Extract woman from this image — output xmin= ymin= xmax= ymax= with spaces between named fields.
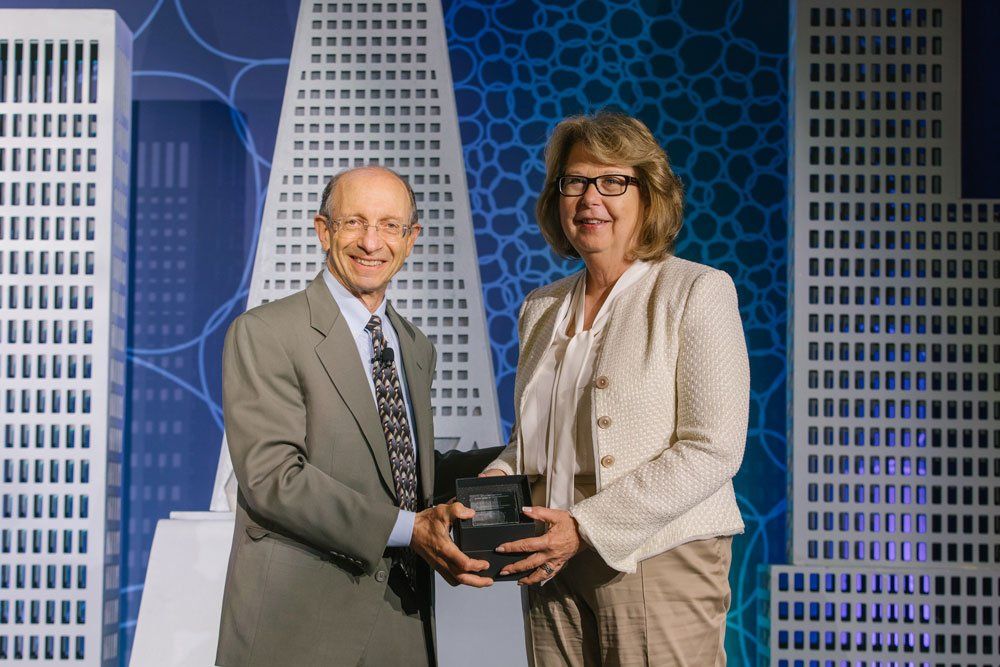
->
xmin=481 ymin=112 xmax=750 ymax=666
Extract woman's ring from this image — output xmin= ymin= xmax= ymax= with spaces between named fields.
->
xmin=540 ymin=563 xmax=555 ymax=576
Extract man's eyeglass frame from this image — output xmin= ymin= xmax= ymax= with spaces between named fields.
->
xmin=319 ymin=215 xmax=415 ymax=238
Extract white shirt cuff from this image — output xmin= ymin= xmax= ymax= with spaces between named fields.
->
xmin=387 ymin=509 xmax=416 ymax=548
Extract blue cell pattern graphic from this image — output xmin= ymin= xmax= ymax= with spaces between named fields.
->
xmin=443 ymin=1 xmax=789 ymax=662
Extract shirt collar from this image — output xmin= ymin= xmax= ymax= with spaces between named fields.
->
xmin=322 ymin=268 xmax=389 ymax=337
xmin=569 ymin=260 xmax=652 ymax=335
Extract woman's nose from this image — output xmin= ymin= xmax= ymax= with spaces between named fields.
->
xmin=580 ymin=181 xmax=604 ymax=206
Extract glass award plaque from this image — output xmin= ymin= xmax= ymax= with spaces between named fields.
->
xmin=454 ymin=475 xmax=543 ymax=581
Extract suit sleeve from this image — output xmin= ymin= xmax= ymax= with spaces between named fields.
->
xmin=482 ymin=437 xmax=517 ymax=476
xmin=223 ymin=312 xmax=397 ymax=574
xmin=433 ymin=446 xmax=508 ymax=503
xmin=570 ymin=270 xmax=750 ymax=572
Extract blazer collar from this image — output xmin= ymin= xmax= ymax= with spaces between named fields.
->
xmin=514 ymin=271 xmax=582 ymax=408
xmin=306 ymin=272 xmax=341 ymax=335
xmin=514 ymin=260 xmax=658 ymax=408
xmin=306 ymin=273 xmax=397 ymax=499
xmin=306 ymin=273 xmax=434 ymax=505
xmin=385 ymin=301 xmax=425 ymax=370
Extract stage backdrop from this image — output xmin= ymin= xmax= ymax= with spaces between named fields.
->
xmin=4 ymin=0 xmax=790 ymax=663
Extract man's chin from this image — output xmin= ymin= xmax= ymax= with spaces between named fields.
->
xmin=345 ymin=277 xmax=388 ymax=297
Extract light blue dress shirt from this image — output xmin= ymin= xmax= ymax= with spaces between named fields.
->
xmin=322 ymin=270 xmax=417 ymax=548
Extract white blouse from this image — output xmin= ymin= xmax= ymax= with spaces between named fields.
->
xmin=520 ymin=261 xmax=652 ymax=510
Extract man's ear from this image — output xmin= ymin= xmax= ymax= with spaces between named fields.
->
xmin=406 ymin=224 xmax=422 ymax=251
xmin=314 ymin=216 xmax=331 ymax=252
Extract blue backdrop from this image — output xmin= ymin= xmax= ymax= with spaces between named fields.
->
xmin=5 ymin=0 xmax=790 ymax=663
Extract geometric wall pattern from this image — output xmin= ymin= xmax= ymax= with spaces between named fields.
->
xmin=762 ymin=1 xmax=1000 ymax=663
xmin=257 ymin=0 xmax=502 ymax=437
xmin=210 ymin=0 xmax=504 ymax=505
xmin=4 ymin=1 xmax=795 ymax=664
xmin=442 ymin=2 xmax=790 ymax=662
xmin=764 ymin=566 xmax=1000 ymax=660
xmin=124 ymin=98 xmax=253 ymax=631
xmin=0 ymin=10 xmax=132 ymax=664
xmin=250 ymin=0 xmax=502 ymax=441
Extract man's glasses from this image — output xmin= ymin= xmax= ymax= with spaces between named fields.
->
xmin=323 ymin=216 xmax=413 ymax=238
xmin=557 ymin=175 xmax=640 ymax=197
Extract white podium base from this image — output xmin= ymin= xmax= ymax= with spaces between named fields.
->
xmin=435 ymin=577 xmax=527 ymax=666
xmin=131 ymin=512 xmax=527 ymax=666
xmin=130 ymin=512 xmax=235 ymax=667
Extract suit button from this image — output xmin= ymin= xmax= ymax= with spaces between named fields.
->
xmin=600 ymin=455 xmax=616 ymax=468
xmin=375 ymin=570 xmax=388 ymax=583
xmin=597 ymin=416 xmax=612 ymax=429
xmin=595 ymin=375 xmax=610 ymax=389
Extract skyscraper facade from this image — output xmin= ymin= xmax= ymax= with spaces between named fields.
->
xmin=213 ymin=0 xmax=502 ymax=503
xmin=764 ymin=1 xmax=999 ymax=663
xmin=0 ymin=10 xmax=132 ymax=665
xmin=122 ymin=99 xmax=252 ymax=651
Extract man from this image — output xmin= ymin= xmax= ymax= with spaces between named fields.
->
xmin=216 ymin=166 xmax=495 ymax=667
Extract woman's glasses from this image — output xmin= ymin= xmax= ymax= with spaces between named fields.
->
xmin=557 ymin=175 xmax=640 ymax=197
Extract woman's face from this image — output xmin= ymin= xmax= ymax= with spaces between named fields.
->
xmin=558 ymin=143 xmax=643 ymax=267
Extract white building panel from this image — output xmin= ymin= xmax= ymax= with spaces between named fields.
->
xmin=764 ymin=565 xmax=999 ymax=664
xmin=0 ymin=10 xmax=131 ymax=665
xmin=766 ymin=1 xmax=999 ymax=664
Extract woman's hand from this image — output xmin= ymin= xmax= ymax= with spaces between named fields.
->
xmin=495 ymin=506 xmax=585 ymax=585
xmin=478 ymin=468 xmax=507 ymax=478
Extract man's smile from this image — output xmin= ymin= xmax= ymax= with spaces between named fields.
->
xmin=351 ymin=256 xmax=388 ymax=268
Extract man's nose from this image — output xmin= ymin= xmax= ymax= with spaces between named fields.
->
xmin=356 ymin=225 xmax=383 ymax=252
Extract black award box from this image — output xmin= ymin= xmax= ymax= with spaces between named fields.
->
xmin=453 ymin=475 xmax=543 ymax=581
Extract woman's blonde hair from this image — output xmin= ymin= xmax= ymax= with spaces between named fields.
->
xmin=535 ymin=112 xmax=685 ymax=260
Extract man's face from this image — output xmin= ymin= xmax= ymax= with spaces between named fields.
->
xmin=314 ymin=169 xmax=420 ymax=308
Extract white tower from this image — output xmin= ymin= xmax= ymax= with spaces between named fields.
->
xmin=212 ymin=0 xmax=503 ymax=507
xmin=0 ymin=10 xmax=132 ymax=665
xmin=764 ymin=1 xmax=999 ymax=663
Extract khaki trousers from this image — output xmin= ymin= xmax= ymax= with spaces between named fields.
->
xmin=524 ymin=480 xmax=732 ymax=666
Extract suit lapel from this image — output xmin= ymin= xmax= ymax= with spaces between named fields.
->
xmin=306 ymin=275 xmax=396 ymax=499
xmin=386 ymin=303 xmax=434 ymax=506
xmin=515 ymin=274 xmax=581 ymax=414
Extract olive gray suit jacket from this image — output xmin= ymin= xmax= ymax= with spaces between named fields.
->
xmin=215 ymin=274 xmax=497 ymax=666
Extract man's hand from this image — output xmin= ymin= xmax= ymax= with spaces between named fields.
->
xmin=411 ymin=502 xmax=493 ymax=587
xmin=495 ymin=506 xmax=585 ymax=586
xmin=478 ymin=468 xmax=506 ymax=477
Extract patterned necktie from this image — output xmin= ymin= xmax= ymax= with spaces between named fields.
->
xmin=365 ymin=315 xmax=419 ymax=583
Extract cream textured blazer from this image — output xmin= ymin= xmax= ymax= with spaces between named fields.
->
xmin=488 ymin=256 xmax=750 ymax=573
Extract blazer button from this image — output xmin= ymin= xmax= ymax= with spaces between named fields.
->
xmin=375 ymin=570 xmax=388 ymax=583
xmin=597 ymin=416 xmax=612 ymax=429
xmin=595 ymin=375 xmax=610 ymax=389
xmin=600 ymin=455 xmax=616 ymax=468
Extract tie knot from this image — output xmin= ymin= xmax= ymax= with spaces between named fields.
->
xmin=365 ymin=314 xmax=383 ymax=334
